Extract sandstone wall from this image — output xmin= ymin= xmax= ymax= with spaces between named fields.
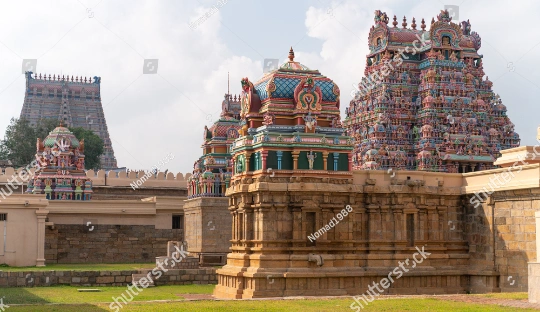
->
xmin=183 ymin=197 xmax=231 ymax=265
xmin=0 ymin=268 xmax=216 ymax=287
xmin=45 ymin=225 xmax=183 ymax=263
xmin=466 ymin=189 xmax=540 ymax=292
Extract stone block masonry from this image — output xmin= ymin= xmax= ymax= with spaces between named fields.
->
xmin=45 ymin=225 xmax=183 ymax=263
xmin=0 ymin=269 xmax=217 ymax=287
xmin=468 ymin=189 xmax=540 ymax=292
xmin=529 ymin=211 xmax=540 ymax=303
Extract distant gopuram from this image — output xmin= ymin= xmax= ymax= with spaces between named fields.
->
xmin=20 ymin=72 xmax=117 ymax=169
xmin=344 ymin=9 xmax=520 ymax=173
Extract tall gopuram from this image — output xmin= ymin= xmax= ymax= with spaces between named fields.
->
xmin=344 ymin=9 xmax=520 ymax=173
xmin=27 ymin=124 xmax=93 ymax=200
xmin=20 ymin=72 xmax=117 ymax=169
xmin=184 ymin=91 xmax=241 ymax=266
xmin=214 ymin=48 xmax=356 ymax=299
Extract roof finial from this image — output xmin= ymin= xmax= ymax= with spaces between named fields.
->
xmin=288 ymin=46 xmax=295 ymax=61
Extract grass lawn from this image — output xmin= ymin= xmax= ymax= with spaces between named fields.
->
xmin=0 ymin=285 xmax=534 ymax=312
xmin=0 ymin=263 xmax=156 ymax=272
xmin=474 ymin=292 xmax=529 ymax=300
xmin=1 ymin=285 xmax=213 ymax=304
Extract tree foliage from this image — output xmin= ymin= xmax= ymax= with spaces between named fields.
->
xmin=0 ymin=118 xmax=104 ymax=169
xmin=0 ymin=118 xmax=57 ymax=167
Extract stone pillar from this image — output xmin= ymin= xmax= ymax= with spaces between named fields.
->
xmin=245 ymin=152 xmax=251 ymax=172
xmin=292 ymin=151 xmax=300 ymax=170
xmin=36 ymin=209 xmax=48 ymax=267
xmin=261 ymin=151 xmax=268 ymax=171
xmin=529 ymin=211 xmax=540 ymax=303
xmin=276 ymin=151 xmax=283 ymax=170
xmin=322 ymin=152 xmax=328 ymax=170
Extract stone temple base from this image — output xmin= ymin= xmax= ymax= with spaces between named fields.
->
xmin=213 ymin=254 xmax=500 ymax=299
xmin=530 ymin=263 xmax=540 ymax=303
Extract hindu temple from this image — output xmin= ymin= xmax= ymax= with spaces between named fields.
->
xmin=21 ymin=72 xmax=117 ymax=169
xmin=230 ymin=47 xmax=352 ymax=175
xmin=187 ymin=91 xmax=242 ymax=198
xmin=27 ymin=124 xmax=93 ymax=200
xmin=344 ymin=10 xmax=520 ymax=173
xmin=214 ymin=48 xmax=354 ymax=298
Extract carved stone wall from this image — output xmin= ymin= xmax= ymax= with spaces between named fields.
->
xmin=214 ymin=171 xmax=498 ymax=298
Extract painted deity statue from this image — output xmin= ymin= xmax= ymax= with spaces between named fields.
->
xmin=307 ymin=151 xmax=317 ymax=170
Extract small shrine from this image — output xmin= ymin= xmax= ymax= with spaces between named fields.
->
xmin=230 ymin=47 xmax=352 ymax=177
xmin=187 ymin=91 xmax=242 ymax=198
xmin=344 ymin=10 xmax=520 ymax=173
xmin=27 ymin=124 xmax=93 ymax=200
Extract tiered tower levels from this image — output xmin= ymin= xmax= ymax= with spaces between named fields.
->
xmin=21 ymin=72 xmax=117 ymax=169
xmin=344 ymin=10 xmax=520 ymax=173
xmin=187 ymin=93 xmax=242 ymax=198
xmin=27 ymin=125 xmax=93 ymax=200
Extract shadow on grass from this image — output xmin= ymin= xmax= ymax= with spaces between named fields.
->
xmin=2 ymin=287 xmax=50 ymax=304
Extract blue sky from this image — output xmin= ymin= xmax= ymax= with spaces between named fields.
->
xmin=0 ymin=0 xmax=538 ymax=173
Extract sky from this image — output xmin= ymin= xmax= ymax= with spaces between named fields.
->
xmin=0 ymin=0 xmax=538 ymax=174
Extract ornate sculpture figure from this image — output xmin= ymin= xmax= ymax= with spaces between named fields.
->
xmin=307 ymin=151 xmax=317 ymax=170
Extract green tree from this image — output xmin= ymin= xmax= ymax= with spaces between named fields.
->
xmin=0 ymin=118 xmax=104 ymax=169
xmin=0 ymin=118 xmax=60 ymax=166
xmin=0 ymin=118 xmax=36 ymax=166
xmin=68 ymin=127 xmax=104 ymax=170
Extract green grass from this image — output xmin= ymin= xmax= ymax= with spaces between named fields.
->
xmin=5 ymin=297 xmax=538 ymax=312
xmin=0 ymin=286 xmax=534 ymax=312
xmin=0 ymin=263 xmax=155 ymax=272
xmin=475 ymin=292 xmax=529 ymax=300
xmin=1 ymin=285 xmax=213 ymax=304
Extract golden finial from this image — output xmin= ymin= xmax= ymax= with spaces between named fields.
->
xmin=288 ymin=47 xmax=295 ymax=61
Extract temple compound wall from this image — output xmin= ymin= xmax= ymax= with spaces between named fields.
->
xmin=462 ymin=145 xmax=540 ymax=293
xmin=44 ymin=196 xmax=185 ymax=264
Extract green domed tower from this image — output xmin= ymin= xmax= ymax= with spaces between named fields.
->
xmin=27 ymin=124 xmax=93 ymax=200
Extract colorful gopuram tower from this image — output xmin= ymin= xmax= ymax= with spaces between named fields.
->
xmin=20 ymin=72 xmax=117 ymax=169
xmin=187 ymin=92 xmax=242 ymax=198
xmin=214 ymin=48 xmax=353 ymax=298
xmin=344 ymin=10 xmax=520 ymax=173
xmin=27 ymin=124 xmax=93 ymax=200
xmin=230 ymin=47 xmax=352 ymax=175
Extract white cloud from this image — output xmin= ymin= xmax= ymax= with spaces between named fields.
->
xmin=0 ymin=0 xmax=261 ymax=174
